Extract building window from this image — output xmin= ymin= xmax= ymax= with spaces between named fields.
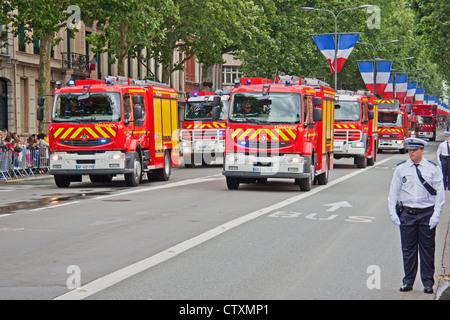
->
xmin=18 ymin=26 xmax=25 ymax=52
xmin=223 ymin=66 xmax=242 ymax=85
xmin=33 ymin=39 xmax=40 ymax=55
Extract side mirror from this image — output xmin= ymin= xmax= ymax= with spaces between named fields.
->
xmin=37 ymin=107 xmax=44 ymax=122
xmin=334 ymin=104 xmax=341 ymax=109
xmin=38 ymin=96 xmax=45 ymax=107
xmin=212 ymin=106 xmax=221 ymax=121
xmin=405 ymin=104 xmax=411 ymax=113
xmin=368 ymin=110 xmax=374 ymax=120
xmin=133 ymin=105 xmax=143 ymax=119
xmin=313 ymin=108 xmax=322 ymax=122
xmin=368 ymin=103 xmax=373 ymax=110
xmin=132 ymin=95 xmax=144 ymax=105
xmin=313 ymin=97 xmax=322 ymax=106
xmin=213 ymin=96 xmax=221 ymax=106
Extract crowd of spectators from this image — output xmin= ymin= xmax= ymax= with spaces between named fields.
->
xmin=0 ymin=128 xmax=49 ymax=178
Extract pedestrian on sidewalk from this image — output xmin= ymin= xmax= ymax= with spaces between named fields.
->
xmin=437 ymin=131 xmax=450 ymax=190
xmin=388 ymin=137 xmax=445 ymax=294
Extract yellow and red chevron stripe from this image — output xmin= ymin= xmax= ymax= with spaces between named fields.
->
xmin=335 ymin=124 xmax=357 ymax=129
xmin=185 ymin=122 xmax=226 ymax=129
xmin=231 ymin=128 xmax=297 ymax=141
xmin=378 ymin=128 xmax=403 ymax=133
xmin=53 ymin=126 xmax=118 ymax=140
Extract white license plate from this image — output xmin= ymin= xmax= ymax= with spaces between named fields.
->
xmin=76 ymin=164 xmax=94 ymax=170
xmin=253 ymin=167 xmax=272 ymax=172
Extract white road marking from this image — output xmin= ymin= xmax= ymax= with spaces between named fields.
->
xmin=54 ymin=157 xmax=393 ymax=300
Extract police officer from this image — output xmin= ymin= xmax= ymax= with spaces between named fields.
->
xmin=388 ymin=137 xmax=445 ymax=294
xmin=437 ymin=131 xmax=450 ymax=190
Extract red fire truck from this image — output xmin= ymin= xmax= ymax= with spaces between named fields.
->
xmin=412 ymin=103 xmax=437 ymax=141
xmin=377 ymin=99 xmax=410 ymax=153
xmin=333 ymin=91 xmax=378 ymax=168
xmin=37 ymin=76 xmax=179 ymax=188
xmin=216 ymin=76 xmax=335 ymax=191
xmin=181 ymin=91 xmax=229 ymax=167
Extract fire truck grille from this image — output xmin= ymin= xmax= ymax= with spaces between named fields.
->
xmin=59 ymin=139 xmax=112 ymax=146
xmin=334 ymin=130 xmax=361 ymax=141
xmin=236 ymin=141 xmax=292 ymax=149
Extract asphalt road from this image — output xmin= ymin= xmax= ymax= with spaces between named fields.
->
xmin=0 ymin=133 xmax=449 ymax=301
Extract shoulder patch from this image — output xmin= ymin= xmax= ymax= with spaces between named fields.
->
xmin=396 ymin=160 xmax=406 ymax=166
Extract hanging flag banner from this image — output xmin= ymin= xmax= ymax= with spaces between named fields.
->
xmin=395 ymin=74 xmax=408 ymax=103
xmin=336 ymin=34 xmax=360 ymax=73
xmin=89 ymin=54 xmax=97 ymax=74
xmin=427 ymin=96 xmax=435 ymax=105
xmin=406 ymin=82 xmax=417 ymax=104
xmin=415 ymin=88 xmax=425 ymax=104
xmin=313 ymin=35 xmax=336 ymax=72
xmin=357 ymin=61 xmax=374 ymax=93
xmin=382 ymin=75 xmax=393 ymax=99
xmin=375 ymin=61 xmax=392 ymax=95
xmin=313 ymin=34 xmax=360 ymax=73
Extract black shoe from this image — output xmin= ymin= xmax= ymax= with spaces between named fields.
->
xmin=399 ymin=284 xmax=413 ymax=292
xmin=424 ymin=285 xmax=433 ymax=294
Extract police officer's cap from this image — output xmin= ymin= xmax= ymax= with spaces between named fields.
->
xmin=405 ymin=137 xmax=427 ymax=150
xmin=444 ymin=131 xmax=450 ymax=137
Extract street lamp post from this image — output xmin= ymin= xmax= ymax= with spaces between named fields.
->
xmin=356 ymin=40 xmax=400 ymax=95
xmin=302 ymin=5 xmax=372 ymax=92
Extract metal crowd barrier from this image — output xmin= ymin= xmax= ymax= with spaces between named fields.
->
xmin=0 ymin=146 xmax=50 ymax=181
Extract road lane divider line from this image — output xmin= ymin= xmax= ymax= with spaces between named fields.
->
xmin=29 ymin=201 xmax=81 ymax=212
xmin=54 ymin=157 xmax=394 ymax=300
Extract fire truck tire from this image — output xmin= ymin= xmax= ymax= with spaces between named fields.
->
xmin=317 ymin=156 xmax=329 ymax=185
xmin=226 ymin=177 xmax=240 ymax=190
xmin=125 ymin=152 xmax=142 ymax=187
xmin=355 ymin=155 xmax=367 ymax=168
xmin=54 ymin=175 xmax=71 ymax=188
xmin=299 ymin=165 xmax=314 ymax=191
xmin=155 ymin=150 xmax=171 ymax=181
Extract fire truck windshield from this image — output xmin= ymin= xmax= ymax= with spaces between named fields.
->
xmin=334 ymin=101 xmax=360 ymax=121
xmin=417 ymin=116 xmax=433 ymax=124
xmin=229 ymin=92 xmax=301 ymax=124
xmin=185 ymin=99 xmax=228 ymax=121
xmin=378 ymin=112 xmax=403 ymax=126
xmin=52 ymin=92 xmax=122 ymax=123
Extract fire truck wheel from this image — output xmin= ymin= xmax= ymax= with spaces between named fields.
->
xmin=355 ymin=155 xmax=367 ymax=168
xmin=226 ymin=177 xmax=240 ymax=190
xmin=125 ymin=152 xmax=142 ymax=187
xmin=299 ymin=165 xmax=314 ymax=191
xmin=54 ymin=175 xmax=71 ymax=188
xmin=155 ymin=150 xmax=171 ymax=181
xmin=317 ymin=156 xmax=329 ymax=185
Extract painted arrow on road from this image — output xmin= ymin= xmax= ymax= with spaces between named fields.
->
xmin=324 ymin=201 xmax=352 ymax=212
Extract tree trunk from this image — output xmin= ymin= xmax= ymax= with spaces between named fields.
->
xmin=117 ymin=23 xmax=128 ymax=76
xmin=38 ymin=33 xmax=54 ymax=134
xmin=161 ymin=64 xmax=171 ymax=85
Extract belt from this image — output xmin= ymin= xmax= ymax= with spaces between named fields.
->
xmin=402 ymin=206 xmax=434 ymax=214
xmin=440 ymin=155 xmax=450 ymax=159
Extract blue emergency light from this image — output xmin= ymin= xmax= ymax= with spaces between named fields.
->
xmin=68 ymin=79 xmax=76 ymax=86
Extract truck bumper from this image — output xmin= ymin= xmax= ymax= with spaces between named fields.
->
xmin=378 ymin=139 xmax=404 ymax=150
xmin=49 ymin=151 xmax=135 ymax=175
xmin=222 ymin=153 xmax=311 ymax=179
xmin=333 ymin=141 xmax=365 ymax=156
xmin=418 ymin=131 xmax=433 ymax=139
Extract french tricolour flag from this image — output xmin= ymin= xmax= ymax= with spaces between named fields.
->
xmin=382 ymin=75 xmax=393 ymax=99
xmin=415 ymin=88 xmax=425 ymax=104
xmin=375 ymin=61 xmax=392 ymax=94
xmin=395 ymin=74 xmax=408 ymax=103
xmin=406 ymin=83 xmax=417 ymax=104
xmin=313 ymin=34 xmax=359 ymax=73
xmin=357 ymin=62 xmax=374 ymax=93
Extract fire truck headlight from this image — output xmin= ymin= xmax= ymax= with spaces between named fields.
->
xmin=227 ymin=154 xmax=237 ymax=163
xmin=51 ymin=154 xmax=62 ymax=161
xmin=284 ymin=156 xmax=304 ymax=164
xmin=181 ymin=141 xmax=190 ymax=147
xmin=351 ymin=142 xmax=365 ymax=148
xmin=108 ymin=153 xmax=125 ymax=160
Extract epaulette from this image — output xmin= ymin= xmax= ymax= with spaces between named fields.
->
xmin=396 ymin=160 xmax=406 ymax=166
xmin=428 ymin=160 xmax=438 ymax=166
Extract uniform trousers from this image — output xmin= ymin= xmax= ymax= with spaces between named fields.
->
xmin=440 ymin=156 xmax=450 ymax=189
xmin=399 ymin=208 xmax=435 ymax=286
